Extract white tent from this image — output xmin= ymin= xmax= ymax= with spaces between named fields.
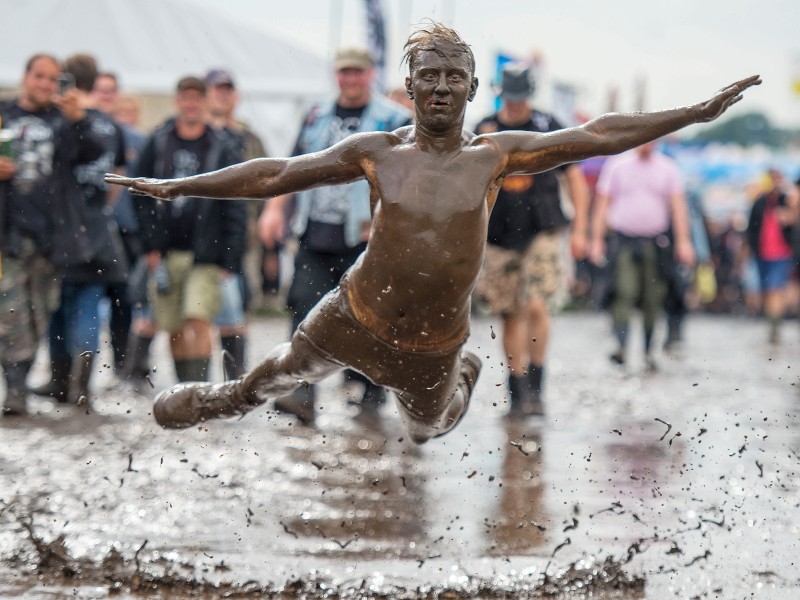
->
xmin=0 ymin=0 xmax=333 ymax=154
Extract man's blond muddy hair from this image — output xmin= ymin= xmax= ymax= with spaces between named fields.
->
xmin=403 ymin=21 xmax=475 ymax=76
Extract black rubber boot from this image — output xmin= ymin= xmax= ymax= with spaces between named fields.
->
xmin=507 ymin=371 xmax=544 ymax=418
xmin=2 ymin=359 xmax=34 ymax=417
xmin=221 ymin=335 xmax=247 ymax=379
xmin=526 ymin=363 xmax=545 ymax=416
xmin=273 ymin=384 xmax=316 ymax=425
xmin=67 ymin=352 xmax=94 ymax=409
xmin=122 ymin=334 xmax=153 ymax=382
xmin=28 ymin=355 xmax=72 ymax=403
xmin=174 ymin=358 xmax=210 ymax=383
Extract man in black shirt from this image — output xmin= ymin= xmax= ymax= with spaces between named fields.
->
xmin=133 ymin=76 xmax=246 ymax=383
xmin=475 ymin=64 xmax=589 ymax=417
xmin=0 ymin=53 xmax=103 ymax=416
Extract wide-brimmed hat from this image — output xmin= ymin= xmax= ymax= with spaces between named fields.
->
xmin=497 ymin=63 xmax=534 ymax=101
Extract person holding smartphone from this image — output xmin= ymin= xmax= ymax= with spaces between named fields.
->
xmin=0 ymin=53 xmax=103 ymax=417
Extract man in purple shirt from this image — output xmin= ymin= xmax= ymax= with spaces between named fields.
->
xmin=589 ymin=141 xmax=694 ymax=370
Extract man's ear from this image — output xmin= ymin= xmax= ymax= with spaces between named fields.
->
xmin=405 ymin=76 xmax=414 ymax=99
xmin=468 ymin=77 xmax=479 ymax=102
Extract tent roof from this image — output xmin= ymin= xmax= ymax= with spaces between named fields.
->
xmin=0 ymin=0 xmax=331 ymax=97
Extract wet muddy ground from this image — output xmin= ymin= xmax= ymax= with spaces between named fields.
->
xmin=1 ymin=311 xmax=799 ymax=599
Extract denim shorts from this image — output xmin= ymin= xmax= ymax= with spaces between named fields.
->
xmin=757 ymin=258 xmax=793 ymax=291
xmin=214 ymin=273 xmax=246 ymax=328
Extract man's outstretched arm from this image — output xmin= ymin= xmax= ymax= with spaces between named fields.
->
xmin=492 ymin=75 xmax=761 ymax=175
xmin=104 ymin=132 xmax=374 ymax=200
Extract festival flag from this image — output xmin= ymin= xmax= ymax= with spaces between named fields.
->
xmin=365 ymin=0 xmax=387 ymax=93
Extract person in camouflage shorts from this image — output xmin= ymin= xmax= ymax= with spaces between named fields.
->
xmin=0 ymin=241 xmax=60 ymax=365
xmin=474 ymin=64 xmax=589 ymax=417
xmin=477 ymin=230 xmax=562 ymax=316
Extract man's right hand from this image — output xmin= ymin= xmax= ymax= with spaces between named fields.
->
xmin=104 ymin=174 xmax=180 ymax=200
xmin=694 ymin=75 xmax=761 ymax=123
xmin=589 ymin=237 xmax=606 ymax=266
xmin=258 ymin=201 xmax=286 ymax=248
xmin=0 ymin=157 xmax=15 ymax=181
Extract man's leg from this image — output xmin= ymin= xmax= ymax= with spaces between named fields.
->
xmin=216 ymin=273 xmax=248 ymax=379
xmin=0 ymin=252 xmax=51 ymax=416
xmin=610 ymin=245 xmax=639 ymax=365
xmin=153 ymin=327 xmax=345 ymax=429
xmin=640 ymin=243 xmax=667 ymax=369
xmin=65 ymin=282 xmax=104 ymax=406
xmin=172 ymin=260 xmax=221 ymax=382
xmin=394 ymin=350 xmax=482 ymax=445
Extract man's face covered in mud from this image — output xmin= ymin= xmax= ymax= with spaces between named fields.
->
xmin=406 ymin=49 xmax=477 ymax=133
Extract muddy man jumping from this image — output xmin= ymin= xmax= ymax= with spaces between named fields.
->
xmin=106 ymin=24 xmax=759 ymax=444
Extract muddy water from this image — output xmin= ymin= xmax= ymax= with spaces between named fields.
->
xmin=1 ymin=312 xmax=798 ymax=598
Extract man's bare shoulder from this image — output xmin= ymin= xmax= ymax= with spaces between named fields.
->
xmin=471 ymin=129 xmax=547 ymax=150
xmin=342 ymin=127 xmax=411 ymax=153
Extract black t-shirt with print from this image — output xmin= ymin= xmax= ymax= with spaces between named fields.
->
xmin=74 ymin=108 xmax=126 ymax=208
xmin=475 ymin=110 xmax=570 ymax=250
xmin=0 ymin=103 xmax=63 ymax=238
xmin=161 ymin=129 xmax=211 ymax=250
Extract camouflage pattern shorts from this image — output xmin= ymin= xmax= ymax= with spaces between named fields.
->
xmin=0 ymin=240 xmax=60 ymax=365
xmin=476 ymin=230 xmax=563 ymax=316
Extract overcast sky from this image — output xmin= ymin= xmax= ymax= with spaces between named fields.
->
xmin=193 ymin=0 xmax=800 ymax=129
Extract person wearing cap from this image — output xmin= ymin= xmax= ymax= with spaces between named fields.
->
xmin=129 ymin=75 xmax=247 ymax=383
xmin=256 ymin=46 xmax=412 ymax=425
xmin=475 ymin=63 xmax=589 ymax=417
xmin=205 ymin=68 xmax=269 ymax=380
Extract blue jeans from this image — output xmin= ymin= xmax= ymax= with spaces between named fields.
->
xmin=48 ymin=282 xmax=104 ymax=359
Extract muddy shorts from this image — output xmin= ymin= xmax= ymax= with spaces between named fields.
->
xmin=476 ymin=229 xmax=563 ymax=316
xmin=0 ymin=240 xmax=60 ymax=365
xmin=296 ymin=285 xmax=466 ymax=423
xmin=150 ymin=251 xmax=222 ymax=333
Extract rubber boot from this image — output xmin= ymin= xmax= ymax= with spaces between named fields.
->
xmin=122 ymin=334 xmax=153 ymax=382
xmin=174 ymin=358 xmax=210 ymax=383
xmin=507 ymin=370 xmax=544 ymax=418
xmin=431 ymin=350 xmax=482 ymax=440
xmin=28 ymin=355 xmax=72 ymax=402
xmin=2 ymin=359 xmax=34 ymax=417
xmin=525 ymin=363 xmax=546 ymax=416
xmin=67 ymin=352 xmax=94 ymax=409
xmin=273 ymin=384 xmax=316 ymax=425
xmin=153 ymin=376 xmax=266 ymax=429
xmin=221 ymin=335 xmax=247 ymax=379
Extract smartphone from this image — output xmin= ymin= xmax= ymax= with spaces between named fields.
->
xmin=56 ymin=73 xmax=75 ymax=95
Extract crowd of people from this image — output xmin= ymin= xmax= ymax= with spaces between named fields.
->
xmin=0 ymin=36 xmax=774 ymax=433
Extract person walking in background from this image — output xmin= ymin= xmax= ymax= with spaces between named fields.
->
xmin=205 ymin=67 xmax=268 ymax=378
xmin=745 ymin=169 xmax=799 ymax=344
xmin=257 ymin=47 xmax=411 ymax=424
xmin=474 ymin=63 xmax=589 ymax=417
xmin=0 ymin=53 xmax=103 ymax=416
xmin=132 ymin=76 xmax=246 ymax=383
xmin=663 ymin=185 xmax=712 ymax=352
xmin=30 ymin=54 xmax=129 ymax=408
xmin=589 ymin=141 xmax=695 ymax=371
